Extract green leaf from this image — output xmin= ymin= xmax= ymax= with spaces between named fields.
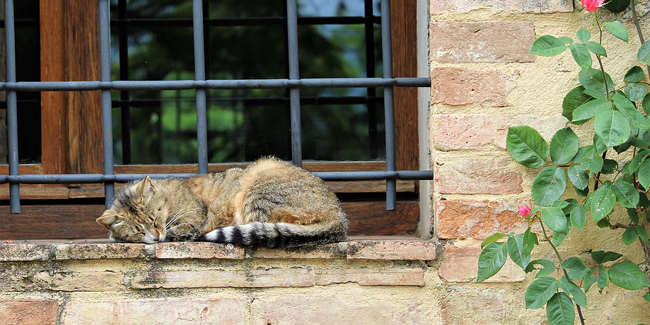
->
xmin=604 ymin=21 xmax=628 ymax=42
xmin=571 ymin=98 xmax=612 ymax=123
xmin=597 ymin=266 xmax=610 ymax=291
xmin=572 ymin=145 xmax=596 ymax=164
xmin=629 ymin=150 xmax=650 ymax=174
xmin=624 ymin=83 xmax=648 ymax=101
xmin=637 ymin=226 xmax=649 ymax=243
xmin=507 ymin=126 xmax=549 ymax=168
xmin=614 ymin=92 xmax=650 ymax=130
xmin=593 ymin=134 xmax=608 ymax=154
xmin=570 ymin=205 xmax=587 ymax=230
xmin=550 ymin=128 xmax=579 ymax=164
xmin=526 ymin=259 xmax=557 ymax=278
xmin=591 ymin=250 xmax=622 ymax=264
xmin=638 ymin=40 xmax=650 ymax=64
xmin=546 ymin=292 xmax=575 ymax=325
xmin=558 ymin=276 xmax=587 ymax=308
xmin=541 ymin=207 xmax=568 ymax=233
xmin=477 ymin=242 xmax=508 ymax=282
xmin=612 ymin=178 xmax=640 ymax=208
xmin=526 ymin=277 xmax=560 ymax=309
xmin=563 ymin=86 xmax=593 ymax=123
xmin=604 ymin=0 xmax=630 ymax=13
xmin=568 ymin=44 xmax=592 ymax=70
xmin=622 ymin=227 xmax=639 ymax=245
xmin=601 ymin=159 xmax=618 ymax=174
xmin=507 ymin=235 xmax=531 ymax=270
xmin=579 ymin=69 xmax=614 ymax=98
xmin=643 ymin=292 xmax=650 ymax=302
xmin=560 ymin=198 xmax=578 ymax=214
xmin=624 ymin=66 xmax=645 ymax=83
xmin=590 ymin=182 xmax=616 ymax=222
xmin=639 ymin=158 xmax=650 ymax=190
xmin=530 ymin=35 xmax=568 ymax=57
xmin=562 ymin=256 xmax=590 ymax=281
xmin=594 ymin=108 xmax=632 ymax=147
xmin=567 ymin=166 xmax=589 ymax=191
xmin=583 ymin=267 xmax=598 ymax=293
xmin=643 ymin=93 xmax=650 ymax=115
xmin=532 ymin=166 xmax=567 ymax=206
xmin=552 ymin=229 xmax=569 ymax=247
xmin=628 ymin=208 xmax=640 ymax=223
xmin=481 ymin=232 xmax=507 ymax=249
xmin=558 ymin=37 xmax=574 ymax=45
xmin=523 ymin=228 xmax=538 ymax=255
xmin=609 ymin=260 xmax=650 ymax=290
xmin=585 ymin=41 xmax=607 ymax=56
xmin=573 ymin=183 xmax=589 ymax=197
xmin=576 ymin=28 xmax=590 ymax=43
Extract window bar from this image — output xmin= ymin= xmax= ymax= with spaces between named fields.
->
xmin=381 ymin=0 xmax=396 ymax=211
xmin=5 ymin=0 xmax=19 ymax=214
xmin=286 ymin=0 xmax=302 ymax=167
xmin=364 ymin=0 xmax=378 ymax=160
xmin=118 ymin=0 xmax=132 ymax=164
xmin=193 ymin=0 xmax=209 ymax=174
xmin=99 ymin=0 xmax=115 ymax=208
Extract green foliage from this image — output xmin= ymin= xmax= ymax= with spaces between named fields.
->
xmin=478 ymin=4 xmax=650 ymax=324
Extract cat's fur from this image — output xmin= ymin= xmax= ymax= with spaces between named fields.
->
xmin=96 ymin=157 xmax=348 ymax=247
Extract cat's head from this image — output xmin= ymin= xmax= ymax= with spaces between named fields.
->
xmin=96 ymin=176 xmax=168 ymax=244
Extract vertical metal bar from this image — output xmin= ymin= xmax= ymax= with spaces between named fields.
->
xmin=364 ymin=0 xmax=378 ymax=160
xmin=193 ymin=0 xmax=208 ymax=174
xmin=118 ymin=0 xmax=131 ymax=164
xmin=381 ymin=0 xmax=395 ymax=210
xmin=5 ymin=0 xmax=19 ymax=213
xmin=99 ymin=0 xmax=115 ymax=208
xmin=286 ymin=0 xmax=302 ymax=167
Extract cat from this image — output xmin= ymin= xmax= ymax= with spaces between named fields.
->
xmin=96 ymin=157 xmax=348 ymax=247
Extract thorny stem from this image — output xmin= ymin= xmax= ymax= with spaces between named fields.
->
xmin=595 ymin=11 xmax=611 ymax=100
xmin=593 ymin=152 xmax=607 ymax=191
xmin=537 ymin=217 xmax=586 ymax=325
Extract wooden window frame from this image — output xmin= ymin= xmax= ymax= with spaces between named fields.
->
xmin=0 ymin=0 xmax=422 ymax=240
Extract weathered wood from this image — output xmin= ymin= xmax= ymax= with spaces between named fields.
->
xmin=40 ymin=0 xmax=69 ymax=175
xmin=0 ymin=164 xmax=41 ymax=175
xmin=0 ymin=186 xmax=69 ymax=200
xmin=65 ymin=0 xmax=103 ymax=174
xmin=391 ymin=0 xmax=419 ymax=171
xmin=0 ymin=202 xmax=419 ymax=240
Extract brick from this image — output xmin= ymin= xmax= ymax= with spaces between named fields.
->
xmin=437 ymin=200 xmax=529 ymax=239
xmin=54 ymin=243 xmax=148 ymax=260
xmin=441 ymin=286 xmax=545 ymax=324
xmin=315 ymin=267 xmax=424 ymax=286
xmin=0 ymin=299 xmax=58 ymax=325
xmin=346 ymin=240 xmax=437 ymax=261
xmin=0 ymin=243 xmax=51 ymax=261
xmin=62 ymin=298 xmax=246 ymax=325
xmin=33 ymin=271 xmax=122 ymax=291
xmin=432 ymin=114 xmax=568 ymax=151
xmin=431 ymin=0 xmax=573 ymax=14
xmin=154 ymin=242 xmax=244 ymax=259
xmin=251 ymin=295 xmax=434 ymax=325
xmin=431 ymin=21 xmax=535 ymax=63
xmin=430 ymin=68 xmax=514 ymax=106
xmin=251 ymin=242 xmax=346 ymax=259
xmin=436 ymin=156 xmax=522 ymax=195
xmin=438 ymin=245 xmax=525 ymax=283
xmin=131 ymin=267 xmax=315 ymax=289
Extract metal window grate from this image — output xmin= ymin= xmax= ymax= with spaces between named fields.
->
xmin=1 ymin=0 xmax=432 ymax=214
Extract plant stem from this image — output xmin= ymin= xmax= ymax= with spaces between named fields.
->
xmin=630 ymin=0 xmax=650 ymax=76
xmin=593 ymin=152 xmax=607 ymax=191
xmin=537 ymin=217 xmax=586 ymax=325
xmin=594 ymin=11 xmax=611 ymax=100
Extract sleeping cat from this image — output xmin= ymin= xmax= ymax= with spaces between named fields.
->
xmin=96 ymin=157 xmax=348 ymax=247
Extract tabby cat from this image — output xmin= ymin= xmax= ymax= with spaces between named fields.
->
xmin=96 ymin=157 xmax=348 ymax=247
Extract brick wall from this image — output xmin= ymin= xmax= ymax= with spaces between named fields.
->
xmin=430 ymin=0 xmax=649 ymax=323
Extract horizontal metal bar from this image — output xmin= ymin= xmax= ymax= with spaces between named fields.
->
xmin=0 ymin=170 xmax=433 ymax=184
xmin=109 ymin=95 xmax=384 ymax=108
xmin=108 ymin=16 xmax=381 ymax=27
xmin=0 ymin=78 xmax=430 ymax=91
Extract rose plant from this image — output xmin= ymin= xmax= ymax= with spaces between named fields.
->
xmin=477 ymin=1 xmax=650 ymax=325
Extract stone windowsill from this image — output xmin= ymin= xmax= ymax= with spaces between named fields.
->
xmin=0 ymin=237 xmax=438 ymax=262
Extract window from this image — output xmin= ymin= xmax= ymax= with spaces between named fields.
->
xmin=0 ymin=0 xmax=431 ymax=240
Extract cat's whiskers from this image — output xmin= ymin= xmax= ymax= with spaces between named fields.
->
xmin=167 ymin=223 xmax=188 ymax=232
xmin=165 ymin=208 xmax=199 ymax=228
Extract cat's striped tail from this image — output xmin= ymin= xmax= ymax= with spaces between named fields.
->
xmin=199 ymin=221 xmax=347 ymax=248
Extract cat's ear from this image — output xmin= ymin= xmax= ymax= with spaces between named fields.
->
xmin=97 ymin=211 xmax=119 ymax=229
xmin=135 ymin=176 xmax=155 ymax=203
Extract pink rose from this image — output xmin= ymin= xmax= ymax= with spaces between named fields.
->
xmin=582 ymin=0 xmax=604 ymax=12
xmin=518 ymin=205 xmax=532 ymax=217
